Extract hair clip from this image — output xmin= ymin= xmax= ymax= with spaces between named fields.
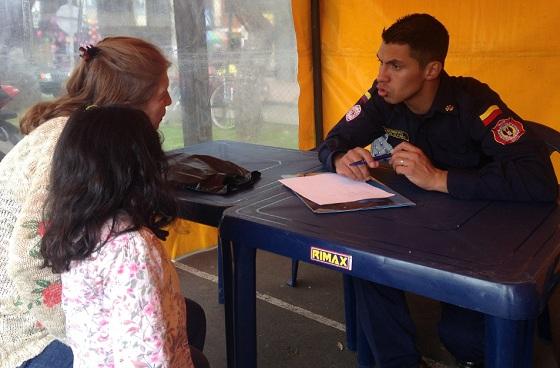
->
xmin=85 ymin=104 xmax=98 ymax=111
xmin=79 ymin=45 xmax=100 ymax=61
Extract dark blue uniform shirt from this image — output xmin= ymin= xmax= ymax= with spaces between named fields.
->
xmin=318 ymin=71 xmax=558 ymax=201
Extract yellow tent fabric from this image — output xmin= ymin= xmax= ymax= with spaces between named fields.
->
xmin=292 ymin=0 xmax=560 ymax=175
xmin=165 ymin=1 xmax=560 ymax=259
xmin=162 ymin=219 xmax=217 ymax=259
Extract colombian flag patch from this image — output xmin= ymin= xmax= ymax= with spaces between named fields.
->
xmin=480 ymin=105 xmax=502 ymax=126
xmin=359 ymin=91 xmax=372 ymax=104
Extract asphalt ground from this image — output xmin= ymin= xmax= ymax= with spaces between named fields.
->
xmin=175 ymin=247 xmax=557 ymax=368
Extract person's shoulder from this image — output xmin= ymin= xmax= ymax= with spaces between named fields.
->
xmin=448 ymin=75 xmax=495 ymax=95
xmin=446 ymin=74 xmax=502 ymax=113
xmin=35 ymin=116 xmax=69 ymax=133
xmin=0 ymin=116 xmax=69 ymax=178
xmin=102 ymin=225 xmax=163 ymax=259
xmin=25 ymin=116 xmax=69 ymax=145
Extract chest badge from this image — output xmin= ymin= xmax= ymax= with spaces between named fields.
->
xmin=444 ymin=104 xmax=455 ymax=112
xmin=383 ymin=127 xmax=410 ymax=142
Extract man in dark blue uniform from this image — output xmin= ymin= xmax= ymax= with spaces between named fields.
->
xmin=318 ymin=13 xmax=558 ymax=368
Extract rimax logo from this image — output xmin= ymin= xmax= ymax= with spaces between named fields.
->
xmin=310 ymin=246 xmax=352 ymax=271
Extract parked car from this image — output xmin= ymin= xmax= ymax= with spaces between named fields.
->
xmin=0 ymin=84 xmax=22 ymax=160
xmin=38 ymin=67 xmax=70 ymax=96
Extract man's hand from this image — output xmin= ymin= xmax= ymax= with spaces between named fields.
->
xmin=333 ymin=147 xmax=380 ymax=181
xmin=389 ymin=142 xmax=449 ymax=193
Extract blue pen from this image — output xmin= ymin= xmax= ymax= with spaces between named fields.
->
xmin=349 ymin=153 xmax=392 ymax=166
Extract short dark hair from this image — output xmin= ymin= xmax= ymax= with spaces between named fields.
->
xmin=382 ymin=13 xmax=449 ymax=68
xmin=40 ymin=105 xmax=177 ymax=273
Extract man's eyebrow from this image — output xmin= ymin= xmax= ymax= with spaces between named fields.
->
xmin=377 ymin=55 xmax=403 ymax=65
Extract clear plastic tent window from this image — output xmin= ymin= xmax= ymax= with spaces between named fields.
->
xmin=0 ymin=0 xmax=299 ymax=158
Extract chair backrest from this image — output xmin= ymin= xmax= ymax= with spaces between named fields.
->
xmin=525 ymin=121 xmax=560 ymax=155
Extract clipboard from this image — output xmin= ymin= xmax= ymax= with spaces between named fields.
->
xmin=291 ymin=176 xmax=415 ymax=214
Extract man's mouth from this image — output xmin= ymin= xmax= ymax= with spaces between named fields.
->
xmin=377 ymin=86 xmax=388 ymax=97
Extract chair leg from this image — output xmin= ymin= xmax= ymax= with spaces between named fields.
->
xmin=287 ymin=258 xmax=299 ymax=287
xmin=549 ymin=288 xmax=560 ymax=365
xmin=343 ymin=274 xmax=357 ymax=351
xmin=217 ymin=239 xmax=224 ymax=304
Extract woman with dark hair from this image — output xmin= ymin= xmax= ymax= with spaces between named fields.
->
xmin=41 ymin=106 xmax=208 ymax=368
xmin=0 ymin=37 xmax=207 ymax=368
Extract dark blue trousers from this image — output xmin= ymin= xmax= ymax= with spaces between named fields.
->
xmin=353 ymin=277 xmax=484 ymax=368
xmin=18 ymin=340 xmax=73 ymax=368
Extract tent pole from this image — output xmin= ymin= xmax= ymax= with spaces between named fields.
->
xmin=311 ymin=0 xmax=323 ymax=148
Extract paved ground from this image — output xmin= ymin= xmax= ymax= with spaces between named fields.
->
xmin=175 ymin=247 xmax=558 ymax=368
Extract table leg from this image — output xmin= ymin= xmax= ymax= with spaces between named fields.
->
xmin=288 ymin=259 xmax=299 ymax=287
xmin=343 ymin=274 xmax=357 ymax=351
xmin=485 ymin=315 xmax=535 ymax=367
xmin=221 ymin=237 xmax=235 ymax=368
xmin=233 ymin=242 xmax=257 ymax=368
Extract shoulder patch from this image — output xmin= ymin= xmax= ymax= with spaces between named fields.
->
xmin=480 ymin=105 xmax=502 ymax=126
xmin=491 ymin=118 xmax=525 ymax=145
xmin=345 ymin=105 xmax=362 ymax=122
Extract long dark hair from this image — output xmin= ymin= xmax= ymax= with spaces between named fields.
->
xmin=40 ymin=106 xmax=177 ymax=273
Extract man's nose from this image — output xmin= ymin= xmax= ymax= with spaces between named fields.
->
xmin=377 ymin=64 xmax=389 ymax=82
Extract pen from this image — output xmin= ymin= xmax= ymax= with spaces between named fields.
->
xmin=349 ymin=153 xmax=392 ymax=166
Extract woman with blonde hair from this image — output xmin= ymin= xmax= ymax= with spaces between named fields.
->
xmin=0 ymin=36 xmax=208 ymax=368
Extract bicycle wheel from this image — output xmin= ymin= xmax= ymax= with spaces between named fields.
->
xmin=210 ymin=82 xmax=236 ymax=129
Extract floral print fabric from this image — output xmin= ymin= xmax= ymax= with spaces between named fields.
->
xmin=62 ymin=226 xmax=193 ymax=368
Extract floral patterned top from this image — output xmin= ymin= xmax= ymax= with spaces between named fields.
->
xmin=62 ymin=224 xmax=194 ymax=368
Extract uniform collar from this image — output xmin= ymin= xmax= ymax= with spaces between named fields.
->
xmin=422 ymin=70 xmax=458 ymax=119
xmin=391 ymin=71 xmax=459 ymax=119
xmin=377 ymin=72 xmax=459 ymax=118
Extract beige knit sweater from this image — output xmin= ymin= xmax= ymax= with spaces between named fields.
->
xmin=0 ymin=117 xmax=67 ymax=368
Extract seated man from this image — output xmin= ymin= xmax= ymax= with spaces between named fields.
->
xmin=318 ymin=13 xmax=558 ymax=368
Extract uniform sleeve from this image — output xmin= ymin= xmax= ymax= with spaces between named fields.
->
xmin=106 ymin=232 xmax=191 ymax=368
xmin=447 ymin=84 xmax=558 ymax=201
xmin=7 ymin=130 xmax=66 ymax=339
xmin=318 ymin=83 xmax=387 ymax=171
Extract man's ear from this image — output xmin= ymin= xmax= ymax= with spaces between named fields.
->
xmin=424 ymin=61 xmax=443 ymax=80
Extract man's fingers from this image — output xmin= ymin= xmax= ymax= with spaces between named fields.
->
xmin=335 ymin=148 xmax=377 ymax=181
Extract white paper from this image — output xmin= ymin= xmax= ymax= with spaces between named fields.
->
xmin=279 ymin=173 xmax=394 ymax=205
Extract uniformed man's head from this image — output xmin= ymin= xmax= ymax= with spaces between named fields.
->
xmin=382 ymin=13 xmax=449 ymax=68
xmin=375 ymin=14 xmax=449 ymax=111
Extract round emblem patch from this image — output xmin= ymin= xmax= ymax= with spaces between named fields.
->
xmin=345 ymin=105 xmax=362 ymax=122
xmin=491 ymin=118 xmax=525 ymax=145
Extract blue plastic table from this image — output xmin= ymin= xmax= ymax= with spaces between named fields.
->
xmin=170 ymin=140 xmax=323 ymax=302
xmin=171 ymin=140 xmax=322 ymax=226
xmin=219 ymin=168 xmax=560 ymax=368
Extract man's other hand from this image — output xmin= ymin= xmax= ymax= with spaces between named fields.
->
xmin=333 ymin=147 xmax=380 ymax=181
xmin=390 ymin=142 xmax=448 ymax=193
